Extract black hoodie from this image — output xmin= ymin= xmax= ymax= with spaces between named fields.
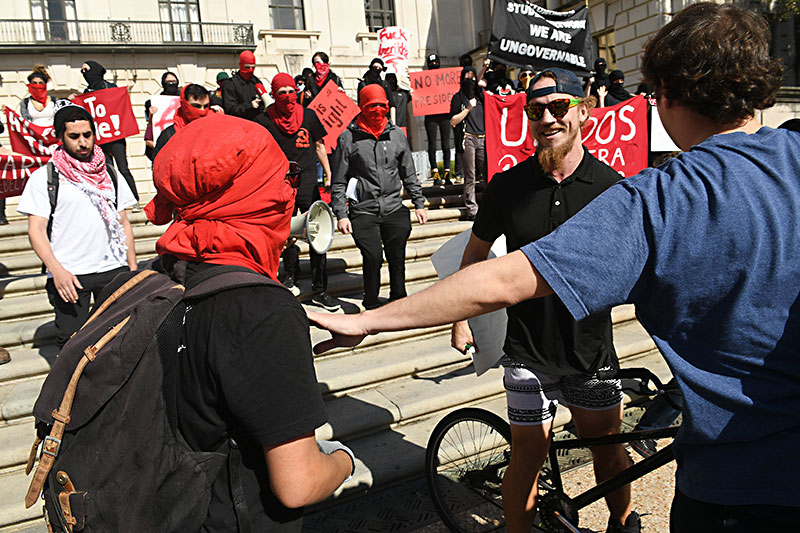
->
xmin=82 ymin=61 xmax=115 ymax=92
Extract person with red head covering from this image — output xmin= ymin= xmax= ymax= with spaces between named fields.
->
xmin=152 ymin=83 xmax=214 ymax=160
xmin=306 ymin=51 xmax=344 ymax=104
xmin=331 ymin=84 xmax=429 ymax=309
xmin=255 ymin=73 xmax=340 ymax=310
xmin=221 ymin=49 xmax=267 ymax=120
xmin=145 ymin=114 xmax=356 ymax=529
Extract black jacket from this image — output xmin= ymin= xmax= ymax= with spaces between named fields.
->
xmin=332 ymin=121 xmax=425 ymax=220
xmin=152 ymin=125 xmax=176 ymax=161
xmin=222 ymin=72 xmax=264 ymax=120
xmin=307 ymin=72 xmax=343 ymax=103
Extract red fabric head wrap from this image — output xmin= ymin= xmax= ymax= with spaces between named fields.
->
xmin=144 ymin=114 xmax=295 ymax=280
xmin=239 ymin=50 xmax=256 ymax=80
xmin=314 ymin=62 xmax=330 ymax=86
xmin=173 ymin=85 xmax=209 ymax=131
xmin=27 ymin=83 xmax=48 ymax=105
xmin=356 ymin=84 xmax=389 ymax=139
xmin=266 ymin=73 xmax=303 ymax=135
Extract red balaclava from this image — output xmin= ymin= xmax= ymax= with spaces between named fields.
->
xmin=27 ymin=83 xmax=48 ymax=105
xmin=145 ymin=114 xmax=295 ymax=280
xmin=266 ymin=73 xmax=303 ymax=135
xmin=356 ymin=84 xmax=389 ymax=139
xmin=314 ymin=61 xmax=330 ymax=86
xmin=172 ymin=85 xmax=209 ymax=131
xmin=239 ymin=50 xmax=256 ymax=81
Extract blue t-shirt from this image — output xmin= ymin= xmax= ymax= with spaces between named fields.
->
xmin=522 ymin=126 xmax=800 ymax=507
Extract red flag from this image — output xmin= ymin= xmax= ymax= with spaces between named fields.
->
xmin=582 ymin=95 xmax=649 ymax=177
xmin=71 ymin=87 xmax=139 ymax=145
xmin=307 ymin=80 xmax=360 ymax=153
xmin=0 ymin=154 xmax=49 ymax=199
xmin=4 ymin=107 xmax=59 ymax=158
xmin=485 ymin=92 xmax=535 ymax=179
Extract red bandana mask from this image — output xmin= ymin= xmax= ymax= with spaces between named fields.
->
xmin=266 ymin=73 xmax=303 ymax=135
xmin=314 ymin=62 xmax=330 ymax=86
xmin=27 ymin=83 xmax=48 ymax=105
xmin=173 ymin=85 xmax=209 ymax=131
xmin=356 ymin=84 xmax=389 ymax=139
xmin=239 ymin=50 xmax=256 ymax=81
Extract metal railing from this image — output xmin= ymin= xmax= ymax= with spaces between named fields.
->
xmin=0 ymin=19 xmax=254 ymax=48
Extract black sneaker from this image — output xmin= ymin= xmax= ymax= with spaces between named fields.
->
xmin=363 ymin=298 xmax=386 ymax=310
xmin=0 ymin=217 xmax=8 ymax=225
xmin=312 ymin=292 xmax=341 ymax=311
xmin=630 ymin=438 xmax=657 ymax=459
xmin=607 ymin=510 xmax=641 ymax=533
xmin=282 ymin=274 xmax=300 ymax=297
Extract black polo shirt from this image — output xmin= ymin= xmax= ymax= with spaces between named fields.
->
xmin=472 ymin=148 xmax=621 ymax=375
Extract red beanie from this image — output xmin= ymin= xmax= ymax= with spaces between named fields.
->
xmin=271 ymin=72 xmax=296 ymax=94
xmin=239 ymin=50 xmax=256 ymax=68
xmin=359 ymin=84 xmax=389 ymax=107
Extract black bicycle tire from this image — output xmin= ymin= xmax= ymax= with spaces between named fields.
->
xmin=425 ymin=407 xmax=512 ymax=533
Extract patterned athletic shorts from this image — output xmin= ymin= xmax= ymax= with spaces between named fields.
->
xmin=502 ymin=356 xmax=623 ymax=426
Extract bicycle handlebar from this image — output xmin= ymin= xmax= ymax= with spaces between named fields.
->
xmin=596 ymin=367 xmax=682 ymax=411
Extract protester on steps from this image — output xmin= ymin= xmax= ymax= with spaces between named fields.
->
xmin=450 ymin=67 xmax=486 ymax=222
xmin=19 ymin=65 xmax=57 ymax=126
xmin=356 ymin=57 xmax=396 ymax=124
xmin=423 ymin=53 xmax=452 ymax=186
xmin=306 ymin=51 xmax=343 ymax=104
xmin=153 ymin=84 xmax=214 ymax=160
xmin=144 ymin=71 xmax=180 ymax=161
xmin=222 ymin=50 xmax=266 ymax=121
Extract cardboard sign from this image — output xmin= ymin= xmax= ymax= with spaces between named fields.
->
xmin=410 ymin=67 xmax=462 ymax=116
xmin=150 ymin=95 xmax=180 ymax=142
xmin=378 ymin=26 xmax=410 ymax=83
xmin=0 ymin=154 xmax=49 ymax=198
xmin=4 ymin=107 xmax=59 ymax=158
xmin=484 ymin=94 xmax=649 ymax=178
xmin=71 ymin=87 xmax=139 ymax=145
xmin=582 ymin=95 xmax=649 ymax=177
xmin=484 ymin=92 xmax=535 ymax=179
xmin=307 ymin=80 xmax=360 ymax=153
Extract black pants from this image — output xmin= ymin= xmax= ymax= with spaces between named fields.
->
xmin=670 ymin=488 xmax=799 ymax=532
xmin=282 ymin=179 xmax=328 ymax=294
xmin=424 ymin=114 xmax=451 ymax=171
xmin=351 ymin=206 xmax=411 ymax=306
xmin=0 ymin=198 xmax=6 ymax=221
xmin=101 ymin=139 xmax=139 ymax=201
xmin=46 ymin=266 xmax=128 ymax=348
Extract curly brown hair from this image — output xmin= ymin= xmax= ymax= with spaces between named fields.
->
xmin=641 ymin=3 xmax=783 ymax=125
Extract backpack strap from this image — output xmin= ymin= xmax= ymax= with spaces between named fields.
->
xmin=183 ymin=264 xmax=284 ymax=299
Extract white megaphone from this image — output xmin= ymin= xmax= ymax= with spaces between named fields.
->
xmin=290 ymin=200 xmax=336 ymax=254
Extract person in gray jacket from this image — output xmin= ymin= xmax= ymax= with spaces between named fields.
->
xmin=332 ymin=85 xmax=428 ymax=309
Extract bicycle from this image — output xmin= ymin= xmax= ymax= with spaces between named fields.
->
xmin=425 ymin=368 xmax=681 ymax=532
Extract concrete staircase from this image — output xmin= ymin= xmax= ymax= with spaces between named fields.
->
xmin=0 ymin=182 xmax=666 ymax=532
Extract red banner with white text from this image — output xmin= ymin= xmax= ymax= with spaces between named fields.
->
xmin=0 ymin=154 xmax=49 ymax=198
xmin=71 ymin=87 xmax=139 ymax=145
xmin=485 ymin=94 xmax=649 ymax=178
xmin=4 ymin=107 xmax=59 ymax=158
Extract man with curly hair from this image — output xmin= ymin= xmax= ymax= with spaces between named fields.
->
xmin=308 ymin=3 xmax=799 ymax=531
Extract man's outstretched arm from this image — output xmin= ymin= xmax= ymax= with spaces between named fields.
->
xmin=308 ymin=250 xmax=552 ymax=353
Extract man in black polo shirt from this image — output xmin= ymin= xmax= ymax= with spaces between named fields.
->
xmin=450 ymin=68 xmax=638 ymax=533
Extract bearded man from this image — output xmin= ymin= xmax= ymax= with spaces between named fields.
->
xmin=450 ymin=68 xmax=638 ymax=533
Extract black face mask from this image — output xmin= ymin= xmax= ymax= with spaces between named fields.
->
xmin=162 ymin=81 xmax=179 ymax=96
xmin=365 ymin=67 xmax=382 ymax=83
xmin=82 ymin=61 xmax=106 ymax=90
xmin=461 ymin=78 xmax=477 ymax=99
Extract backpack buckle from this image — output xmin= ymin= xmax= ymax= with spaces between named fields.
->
xmin=42 ymin=436 xmax=62 ymax=458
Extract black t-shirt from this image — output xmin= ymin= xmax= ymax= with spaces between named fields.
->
xmin=472 ymin=149 xmax=621 ymax=374
xmin=176 ymin=263 xmax=328 ymax=532
xmin=255 ymin=108 xmax=326 ymax=194
xmin=450 ymin=92 xmax=485 ymax=136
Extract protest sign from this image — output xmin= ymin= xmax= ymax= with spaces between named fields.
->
xmin=484 ymin=94 xmax=649 ymax=178
xmin=4 ymin=107 xmax=59 ymax=158
xmin=378 ymin=26 xmax=410 ymax=82
xmin=410 ymin=67 xmax=462 ymax=116
xmin=71 ymin=87 xmax=139 ymax=145
xmin=149 ymin=95 xmax=179 ymax=142
xmin=0 ymin=154 xmax=49 ymax=199
xmin=650 ymin=104 xmax=680 ymax=152
xmin=307 ymin=80 xmax=360 ymax=153
xmin=582 ymin=95 xmax=649 ymax=177
xmin=485 ymin=92 xmax=535 ymax=179
xmin=489 ymin=0 xmax=592 ymax=76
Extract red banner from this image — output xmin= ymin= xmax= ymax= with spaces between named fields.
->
xmin=485 ymin=94 xmax=649 ymax=178
xmin=4 ymin=107 xmax=59 ymax=158
xmin=307 ymin=80 xmax=360 ymax=153
xmin=71 ymin=87 xmax=139 ymax=145
xmin=0 ymin=154 xmax=49 ymax=199
xmin=410 ymin=67 xmax=462 ymax=116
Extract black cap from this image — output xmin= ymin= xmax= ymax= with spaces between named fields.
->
xmin=370 ymin=57 xmax=385 ymax=69
xmin=427 ymin=53 xmax=440 ymax=68
xmin=527 ymin=68 xmax=584 ymax=101
xmin=53 ymin=100 xmax=95 ymax=137
xmin=609 ymin=69 xmax=625 ymax=83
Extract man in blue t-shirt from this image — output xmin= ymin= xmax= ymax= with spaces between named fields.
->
xmin=308 ymin=4 xmax=799 ymax=531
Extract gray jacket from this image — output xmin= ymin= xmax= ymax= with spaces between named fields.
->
xmin=331 ymin=121 xmax=425 ymax=219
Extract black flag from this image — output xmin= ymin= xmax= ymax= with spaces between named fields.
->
xmin=489 ymin=1 xmax=593 ymax=77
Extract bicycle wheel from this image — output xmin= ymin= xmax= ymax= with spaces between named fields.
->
xmin=425 ymin=408 xmax=512 ymax=532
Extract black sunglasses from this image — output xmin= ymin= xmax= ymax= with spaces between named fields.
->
xmin=525 ymin=98 xmax=580 ymax=121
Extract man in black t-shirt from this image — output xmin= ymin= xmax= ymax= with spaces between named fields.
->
xmin=450 ymin=67 xmax=486 ymax=220
xmin=145 ymin=114 xmax=355 ymax=531
xmin=255 ymin=73 xmax=340 ymax=311
xmin=451 ymin=69 xmax=640 ymax=533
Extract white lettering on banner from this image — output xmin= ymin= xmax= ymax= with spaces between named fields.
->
xmin=596 ymin=111 xmax=616 ymax=144
xmin=550 ymin=29 xmax=572 ymax=44
xmin=500 ymin=108 xmax=528 ymax=147
xmin=498 ymin=154 xmax=519 ymax=171
xmin=530 ymin=25 xmax=550 ymax=38
xmin=589 ymin=147 xmax=626 ymax=169
xmin=582 ymin=103 xmax=637 ymax=144
xmin=618 ymin=105 xmax=636 ymax=141
xmin=499 ymin=39 xmax=587 ymax=68
xmin=82 ymin=95 xmax=122 ymax=141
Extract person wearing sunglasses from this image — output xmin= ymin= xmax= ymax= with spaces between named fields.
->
xmin=515 ymin=64 xmax=534 ymax=93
